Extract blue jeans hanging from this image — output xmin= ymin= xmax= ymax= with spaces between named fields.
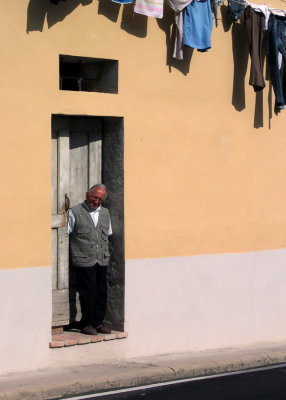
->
xmin=266 ymin=14 xmax=286 ymax=109
xmin=227 ymin=0 xmax=245 ymax=21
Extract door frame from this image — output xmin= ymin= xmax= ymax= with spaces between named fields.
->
xmin=51 ymin=114 xmax=125 ymax=331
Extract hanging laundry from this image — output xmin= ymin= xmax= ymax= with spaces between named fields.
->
xmin=266 ymin=13 xmax=286 ymax=109
xmin=278 ymin=51 xmax=283 ymax=69
xmin=269 ymin=9 xmax=286 ymax=70
xmin=228 ymin=0 xmax=245 ymax=21
xmin=172 ymin=11 xmax=185 ymax=59
xmin=247 ymin=4 xmax=283 ymax=79
xmin=134 ymin=0 xmax=164 ymax=18
xmin=211 ymin=0 xmax=224 ymax=27
xmin=169 ymin=0 xmax=220 ymax=59
xmin=168 ymin=0 xmax=194 ymax=11
xmin=168 ymin=0 xmax=194 ymax=59
xmin=183 ymin=0 xmax=213 ymax=52
xmin=268 ymin=8 xmax=286 ymax=18
xmin=112 ymin=0 xmax=133 ymax=3
xmin=244 ymin=6 xmax=265 ymax=91
xmin=248 ymin=3 xmax=270 ymax=29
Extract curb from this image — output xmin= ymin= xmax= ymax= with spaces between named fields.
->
xmin=1 ymin=343 xmax=286 ymax=400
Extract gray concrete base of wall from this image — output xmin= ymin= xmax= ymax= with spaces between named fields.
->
xmin=1 ymin=341 xmax=286 ymax=400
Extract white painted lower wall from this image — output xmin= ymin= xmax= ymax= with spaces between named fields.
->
xmin=0 ymin=267 xmax=52 ymax=374
xmin=1 ymin=249 xmax=286 ymax=375
xmin=125 ymin=250 xmax=286 ymax=356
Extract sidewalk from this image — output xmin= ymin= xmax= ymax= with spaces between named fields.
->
xmin=1 ymin=341 xmax=286 ymax=400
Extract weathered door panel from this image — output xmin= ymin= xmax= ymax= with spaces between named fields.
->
xmin=51 ymin=116 xmax=102 ymax=327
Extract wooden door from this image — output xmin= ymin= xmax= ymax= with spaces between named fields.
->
xmin=51 ymin=116 xmax=102 ymax=327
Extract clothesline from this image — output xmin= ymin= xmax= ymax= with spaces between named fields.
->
xmin=225 ymin=0 xmax=286 ymax=12
xmin=100 ymin=0 xmax=286 ymax=110
xmin=166 ymin=0 xmax=286 ymax=110
xmin=109 ymin=0 xmax=286 ymax=20
xmin=225 ymin=0 xmax=285 ymax=6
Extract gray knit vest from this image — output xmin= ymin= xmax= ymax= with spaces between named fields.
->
xmin=69 ymin=203 xmax=111 ymax=267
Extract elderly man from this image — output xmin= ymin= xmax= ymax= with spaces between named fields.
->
xmin=67 ymin=184 xmax=112 ymax=335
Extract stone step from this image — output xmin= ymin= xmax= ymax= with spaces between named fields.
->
xmin=50 ymin=330 xmax=128 ymax=348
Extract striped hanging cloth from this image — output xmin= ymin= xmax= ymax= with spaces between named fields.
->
xmin=134 ymin=0 xmax=164 ymax=18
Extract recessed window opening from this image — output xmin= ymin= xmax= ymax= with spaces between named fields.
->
xmin=59 ymin=55 xmax=118 ymax=94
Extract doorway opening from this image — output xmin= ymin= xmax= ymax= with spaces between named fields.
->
xmin=51 ymin=115 xmax=124 ymax=332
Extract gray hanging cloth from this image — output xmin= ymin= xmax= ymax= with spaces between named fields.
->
xmin=169 ymin=0 xmax=221 ymax=59
xmin=168 ymin=0 xmax=194 ymax=60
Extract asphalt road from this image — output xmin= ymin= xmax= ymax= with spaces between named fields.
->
xmin=60 ymin=364 xmax=286 ymax=400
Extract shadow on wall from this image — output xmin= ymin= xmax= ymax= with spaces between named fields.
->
xmin=27 ymin=0 xmax=274 ymax=128
xmin=26 ymin=0 xmax=93 ymax=32
xmin=156 ymin=2 xmax=194 ymax=75
xmin=27 ymin=0 xmax=148 ymax=37
xmin=98 ymin=0 xmax=148 ymax=37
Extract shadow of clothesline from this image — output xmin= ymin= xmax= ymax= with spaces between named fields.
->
xmin=156 ymin=2 xmax=193 ymax=75
xmin=27 ymin=0 xmax=148 ymax=38
xmin=26 ymin=0 xmax=93 ymax=32
xmin=27 ymin=0 xmax=273 ymax=128
xmin=98 ymin=0 xmax=148 ymax=37
xmin=98 ymin=0 xmax=192 ymax=69
xmin=26 ymin=0 xmax=192 ymax=72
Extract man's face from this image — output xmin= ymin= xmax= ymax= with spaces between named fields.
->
xmin=85 ymin=187 xmax=107 ymax=210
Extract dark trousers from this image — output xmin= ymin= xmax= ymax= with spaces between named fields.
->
xmin=75 ymin=264 xmax=107 ymax=328
xmin=244 ymin=6 xmax=265 ymax=92
xmin=266 ymin=14 xmax=286 ymax=109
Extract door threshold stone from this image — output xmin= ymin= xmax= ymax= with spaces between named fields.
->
xmin=50 ymin=330 xmax=128 ymax=348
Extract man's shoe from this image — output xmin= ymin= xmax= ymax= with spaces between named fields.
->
xmin=95 ymin=325 xmax=111 ymax=334
xmin=82 ymin=326 xmax=98 ymax=335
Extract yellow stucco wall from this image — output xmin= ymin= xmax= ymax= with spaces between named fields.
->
xmin=0 ymin=0 xmax=285 ymax=269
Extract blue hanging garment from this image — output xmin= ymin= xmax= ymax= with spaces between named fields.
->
xmin=266 ymin=13 xmax=286 ymax=109
xmin=183 ymin=0 xmax=213 ymax=52
xmin=111 ymin=0 xmax=133 ymax=3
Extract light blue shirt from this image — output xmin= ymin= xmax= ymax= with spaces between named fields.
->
xmin=183 ymin=0 xmax=213 ymax=52
xmin=112 ymin=0 xmax=133 ymax=3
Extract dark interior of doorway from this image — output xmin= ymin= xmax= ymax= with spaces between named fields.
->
xmin=98 ymin=116 xmax=125 ymax=331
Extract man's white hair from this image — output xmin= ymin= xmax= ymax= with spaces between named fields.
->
xmin=88 ymin=184 xmax=108 ymax=199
